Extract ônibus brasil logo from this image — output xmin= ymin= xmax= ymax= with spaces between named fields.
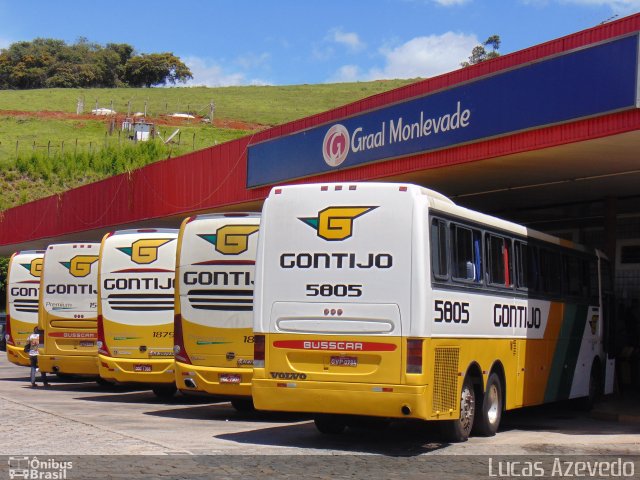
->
xmin=299 ymin=206 xmax=376 ymax=241
xmin=198 ymin=224 xmax=260 ymax=255
xmin=61 ymin=255 xmax=99 ymax=278
xmin=20 ymin=258 xmax=43 ymax=278
xmin=322 ymin=124 xmax=350 ymax=167
xmin=117 ymin=238 xmax=174 ymax=265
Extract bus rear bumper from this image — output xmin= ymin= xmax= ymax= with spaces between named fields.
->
xmin=6 ymin=345 xmax=30 ymax=366
xmin=39 ymin=353 xmax=99 ymax=376
xmin=175 ymin=361 xmax=252 ymax=397
xmin=97 ymin=354 xmax=175 ymax=385
xmin=252 ymin=378 xmax=434 ymax=420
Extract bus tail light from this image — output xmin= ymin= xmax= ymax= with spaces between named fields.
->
xmin=5 ymin=313 xmax=14 ymax=346
xmin=253 ymin=334 xmax=265 ymax=368
xmin=406 ymin=339 xmax=423 ymax=374
xmin=173 ymin=313 xmax=192 ymax=364
xmin=96 ymin=314 xmax=112 ymax=357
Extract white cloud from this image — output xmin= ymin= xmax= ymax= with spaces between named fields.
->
xmin=0 ymin=37 xmax=13 ymax=50
xmin=235 ymin=52 xmax=271 ymax=70
xmin=330 ymin=28 xmax=366 ymax=52
xmin=184 ymin=56 xmax=271 ymax=87
xmin=432 ymin=0 xmax=471 ymax=5
xmin=329 ymin=32 xmax=478 ymax=82
xmin=561 ymin=0 xmax=640 ymax=13
xmin=327 ymin=65 xmax=362 ymax=83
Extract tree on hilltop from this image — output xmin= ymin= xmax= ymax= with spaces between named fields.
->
xmin=461 ymin=35 xmax=501 ymax=68
xmin=0 ymin=38 xmax=192 ymax=89
xmin=124 ymin=53 xmax=193 ymax=88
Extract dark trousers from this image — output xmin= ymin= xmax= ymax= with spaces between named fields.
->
xmin=29 ymin=356 xmax=48 ymax=385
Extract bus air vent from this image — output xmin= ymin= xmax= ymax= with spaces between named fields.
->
xmin=432 ymin=347 xmax=460 ymax=415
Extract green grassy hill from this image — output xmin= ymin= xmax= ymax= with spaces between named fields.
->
xmin=0 ymin=80 xmax=416 ymax=209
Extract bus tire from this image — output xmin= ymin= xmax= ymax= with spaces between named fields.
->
xmin=475 ymin=373 xmax=502 ymax=436
xmin=96 ymin=377 xmax=113 ymax=387
xmin=152 ymin=384 xmax=177 ymax=399
xmin=231 ymin=398 xmax=255 ymax=412
xmin=314 ymin=414 xmax=346 ymax=434
xmin=440 ymin=376 xmax=475 ymax=442
xmin=578 ymin=360 xmax=602 ymax=411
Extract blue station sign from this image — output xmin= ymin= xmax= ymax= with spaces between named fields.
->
xmin=247 ymin=34 xmax=640 ymax=188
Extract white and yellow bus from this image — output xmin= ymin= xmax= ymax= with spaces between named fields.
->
xmin=37 ymin=243 xmax=101 ymax=377
xmin=97 ymin=229 xmax=179 ymax=398
xmin=251 ymin=182 xmax=615 ymax=441
xmin=5 ymin=250 xmax=44 ymax=366
xmin=174 ymin=213 xmax=260 ymax=411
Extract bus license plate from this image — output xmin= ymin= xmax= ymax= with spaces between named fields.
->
xmin=219 ymin=374 xmax=241 ymax=384
xmin=330 ymin=356 xmax=358 ymax=367
xmin=133 ymin=364 xmax=152 ymax=372
xmin=79 ymin=341 xmax=94 ymax=347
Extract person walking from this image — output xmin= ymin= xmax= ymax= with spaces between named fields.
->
xmin=27 ymin=326 xmax=49 ymax=388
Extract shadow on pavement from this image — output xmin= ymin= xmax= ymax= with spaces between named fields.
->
xmin=75 ymin=390 xmax=220 ymax=406
xmin=214 ymin=419 xmax=448 ymax=457
xmin=145 ymin=402 xmax=311 ymax=424
xmin=499 ymin=401 xmax=640 ymax=436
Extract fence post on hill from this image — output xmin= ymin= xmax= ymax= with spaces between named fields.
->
xmin=33 ymin=141 xmax=36 ymax=152
xmin=15 ymin=140 xmax=18 ymax=158
xmin=47 ymin=140 xmax=51 ymax=157
xmin=89 ymin=142 xmax=93 ymax=155
xmin=61 ymin=141 xmax=64 ymax=156
xmin=74 ymin=139 xmax=78 ymax=156
xmin=210 ymin=101 xmax=215 ymax=125
xmin=192 ymin=132 xmax=196 ymax=150
xmin=165 ymin=103 xmax=168 ymax=115
xmin=127 ymin=101 xmax=131 ymax=117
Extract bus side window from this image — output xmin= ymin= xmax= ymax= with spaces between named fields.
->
xmin=430 ymin=218 xmax=448 ymax=280
xmin=486 ymin=234 xmax=512 ymax=288
xmin=451 ymin=224 xmax=482 ymax=283
xmin=540 ymin=248 xmax=561 ymax=295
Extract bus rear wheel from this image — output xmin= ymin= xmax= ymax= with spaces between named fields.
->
xmin=152 ymin=384 xmax=177 ymax=399
xmin=474 ymin=373 xmax=502 ymax=436
xmin=578 ymin=360 xmax=603 ymax=411
xmin=314 ymin=414 xmax=347 ymax=434
xmin=441 ymin=376 xmax=475 ymax=442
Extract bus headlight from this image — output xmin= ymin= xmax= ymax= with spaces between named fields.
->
xmin=173 ymin=345 xmax=181 ymax=354
xmin=96 ymin=340 xmax=103 ymax=349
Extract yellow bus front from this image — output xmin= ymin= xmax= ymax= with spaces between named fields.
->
xmin=38 ymin=243 xmax=101 ymax=376
xmin=173 ymin=214 xmax=260 ymax=407
xmin=96 ymin=229 xmax=178 ymax=396
xmin=5 ymin=251 xmax=44 ymax=366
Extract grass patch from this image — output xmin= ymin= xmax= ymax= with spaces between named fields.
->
xmin=0 ymin=80 xmax=417 ymax=126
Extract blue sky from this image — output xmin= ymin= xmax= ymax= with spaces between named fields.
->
xmin=0 ymin=0 xmax=638 ymax=86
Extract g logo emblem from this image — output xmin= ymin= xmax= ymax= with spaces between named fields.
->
xmin=61 ymin=255 xmax=99 ymax=278
xmin=199 ymin=225 xmax=260 ymax=255
xmin=21 ymin=258 xmax=44 ymax=278
xmin=118 ymin=239 xmax=174 ymax=264
xmin=299 ymin=206 xmax=376 ymax=241
xmin=322 ymin=124 xmax=350 ymax=167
